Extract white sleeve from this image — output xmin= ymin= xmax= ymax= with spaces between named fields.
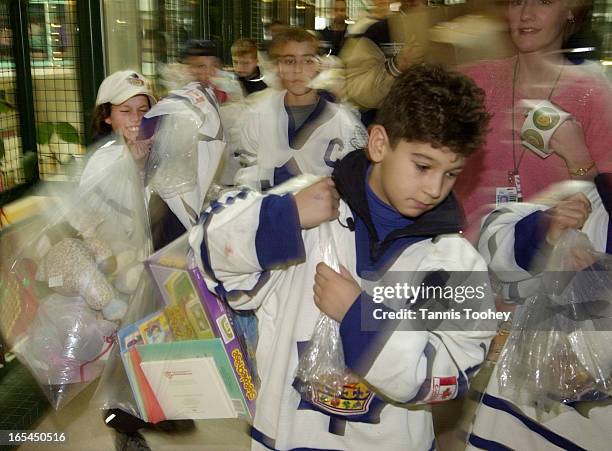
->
xmin=341 ymin=241 xmax=495 ymax=404
xmin=478 ymin=203 xmax=550 ymax=301
xmin=238 ymin=109 xmax=260 ymax=167
xmin=189 ymin=188 xmax=306 ymax=311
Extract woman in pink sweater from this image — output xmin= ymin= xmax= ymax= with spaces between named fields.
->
xmin=455 ymin=0 xmax=611 ymax=229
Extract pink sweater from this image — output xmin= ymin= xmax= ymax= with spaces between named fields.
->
xmin=456 ymin=57 xmax=612 ymax=226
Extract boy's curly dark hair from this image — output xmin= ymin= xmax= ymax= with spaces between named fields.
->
xmin=375 ymin=63 xmax=490 ymax=157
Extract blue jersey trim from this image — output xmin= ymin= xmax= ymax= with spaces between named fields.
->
xmin=250 ymin=426 xmax=344 ymax=451
xmin=513 ymin=210 xmax=550 ymax=271
xmin=256 ymin=194 xmax=306 ymax=269
xmin=468 ymin=433 xmax=514 ymax=451
xmin=481 ymin=394 xmax=587 ymax=451
xmin=339 ymin=293 xmax=391 ymax=375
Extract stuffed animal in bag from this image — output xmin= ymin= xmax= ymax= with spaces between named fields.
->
xmin=36 ymin=237 xmax=127 ymax=321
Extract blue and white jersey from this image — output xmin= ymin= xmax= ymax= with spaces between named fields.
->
xmin=470 ymin=180 xmax=612 ymax=451
xmin=235 ymin=90 xmax=367 ymax=190
xmin=189 ymin=175 xmax=494 ymax=451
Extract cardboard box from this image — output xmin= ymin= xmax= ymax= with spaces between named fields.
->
xmin=145 ymin=234 xmax=257 ymax=420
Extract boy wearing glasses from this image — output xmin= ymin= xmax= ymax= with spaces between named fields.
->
xmin=235 ymin=27 xmax=366 ymax=191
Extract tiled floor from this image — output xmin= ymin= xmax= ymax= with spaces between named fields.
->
xmin=26 ymin=384 xmax=251 ymax=451
xmin=22 ymin=373 xmax=493 ymax=451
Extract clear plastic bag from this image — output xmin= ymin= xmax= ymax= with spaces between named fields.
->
xmin=14 ymin=294 xmax=116 ymax=407
xmin=1 ymin=146 xmax=151 ymax=409
xmin=91 ymin=270 xmax=165 ymax=420
xmin=497 ymin=229 xmax=612 ymax=410
xmin=93 ymin=235 xmax=258 ymax=422
xmin=146 ymin=113 xmax=200 ymax=198
xmin=294 ymin=222 xmax=358 ymax=401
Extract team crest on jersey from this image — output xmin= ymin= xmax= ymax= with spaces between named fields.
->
xmin=308 ymin=380 xmax=375 ymax=415
xmin=425 ymin=376 xmax=457 ymax=403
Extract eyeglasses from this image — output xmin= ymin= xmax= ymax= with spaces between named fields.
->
xmin=277 ymin=55 xmax=320 ymax=68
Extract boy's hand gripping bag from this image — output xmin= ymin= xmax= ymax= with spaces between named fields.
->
xmin=497 ymin=229 xmax=612 ymax=413
xmin=0 ymin=147 xmax=151 ymax=409
xmin=293 ymin=221 xmax=361 ymax=414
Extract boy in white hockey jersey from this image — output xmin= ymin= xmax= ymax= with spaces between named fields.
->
xmin=140 ymin=39 xmax=226 ymax=248
xmin=469 ymin=174 xmax=612 ymax=451
xmin=192 ymin=64 xmax=494 ymax=450
xmin=235 ymin=27 xmax=367 ymax=190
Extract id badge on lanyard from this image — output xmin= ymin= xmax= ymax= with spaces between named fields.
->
xmin=496 ymin=171 xmax=523 ymax=207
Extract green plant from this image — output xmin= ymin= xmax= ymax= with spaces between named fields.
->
xmin=0 ymin=98 xmax=80 ymax=171
xmin=36 ymin=121 xmax=80 ymax=145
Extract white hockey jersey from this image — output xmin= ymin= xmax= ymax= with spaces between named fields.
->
xmin=143 ymin=82 xmax=225 ymax=229
xmin=469 ymin=180 xmax=612 ymax=451
xmin=189 ymin=170 xmax=495 ymax=450
xmin=235 ymin=89 xmax=367 ymax=190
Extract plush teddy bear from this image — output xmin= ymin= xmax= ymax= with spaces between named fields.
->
xmin=36 ymin=237 xmax=128 ymax=321
xmin=30 ymin=207 xmax=148 ymax=322
xmin=69 ymin=210 xmax=146 ymax=296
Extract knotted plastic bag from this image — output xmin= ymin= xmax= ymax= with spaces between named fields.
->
xmin=497 ymin=229 xmax=612 ymax=411
xmin=1 ymin=146 xmax=151 ymax=409
xmin=294 ymin=222 xmax=358 ymax=403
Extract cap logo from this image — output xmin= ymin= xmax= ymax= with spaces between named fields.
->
xmin=127 ymin=73 xmax=145 ymax=86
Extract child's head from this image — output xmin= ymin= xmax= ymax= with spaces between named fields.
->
xmin=231 ymin=38 xmax=259 ymax=78
xmin=270 ymin=28 xmax=320 ymax=97
xmin=180 ymin=39 xmax=218 ymax=86
xmin=368 ymin=63 xmax=489 ymax=218
xmin=331 ymin=0 xmax=347 ymax=27
xmin=264 ymin=20 xmax=289 ymax=41
xmin=93 ymin=71 xmax=155 ymax=142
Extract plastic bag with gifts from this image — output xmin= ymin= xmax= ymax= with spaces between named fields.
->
xmin=144 ymin=112 xmax=200 ymax=198
xmin=293 ymin=221 xmax=360 ymax=410
xmin=1 ymin=146 xmax=151 ymax=409
xmin=91 ymin=270 xmax=166 ymax=421
xmin=497 ymin=229 xmax=612 ymax=411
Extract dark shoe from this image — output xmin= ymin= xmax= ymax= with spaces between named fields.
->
xmin=147 ymin=418 xmax=196 ymax=433
xmin=104 ymin=408 xmax=148 ymax=434
xmin=115 ymin=431 xmax=151 ymax=451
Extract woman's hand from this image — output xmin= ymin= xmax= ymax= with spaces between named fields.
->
xmin=550 ymin=119 xmax=594 ymax=175
xmin=545 ymin=192 xmax=591 ymax=245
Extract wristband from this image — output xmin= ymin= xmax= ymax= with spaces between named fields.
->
xmin=520 ymin=100 xmax=572 ymax=159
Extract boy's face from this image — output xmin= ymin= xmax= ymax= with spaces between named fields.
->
xmin=276 ymin=41 xmax=320 ymax=96
xmin=184 ymin=55 xmax=217 ymax=86
xmin=232 ymin=55 xmax=258 ymax=78
xmin=367 ymin=125 xmax=465 ymax=218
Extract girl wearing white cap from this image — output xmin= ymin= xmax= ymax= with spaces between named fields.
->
xmin=85 ymin=72 xmax=198 ymax=450
xmin=89 ymin=70 xmax=156 ymax=163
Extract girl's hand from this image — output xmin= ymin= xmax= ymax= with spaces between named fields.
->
xmin=127 ymin=138 xmax=152 ymax=162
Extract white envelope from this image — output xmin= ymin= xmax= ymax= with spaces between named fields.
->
xmin=140 ymin=356 xmax=237 ymax=419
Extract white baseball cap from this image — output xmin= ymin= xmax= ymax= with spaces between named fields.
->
xmin=95 ymin=70 xmax=156 ymax=106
